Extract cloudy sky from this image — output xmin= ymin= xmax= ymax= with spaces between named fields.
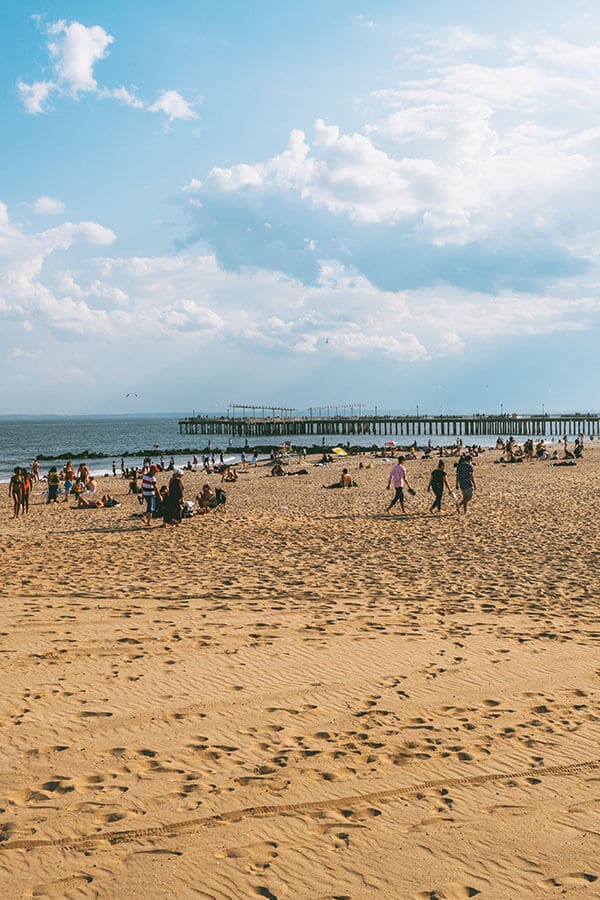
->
xmin=2 ymin=0 xmax=600 ymax=415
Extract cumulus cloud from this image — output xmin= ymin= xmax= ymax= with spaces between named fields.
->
xmin=17 ymin=19 xmax=196 ymax=125
xmin=177 ymin=25 xmax=600 ymax=289
xmin=148 ymin=90 xmax=197 ymax=122
xmin=47 ymin=19 xmax=113 ymax=94
xmin=1 ymin=193 xmax=600 ymax=365
xmin=31 ymin=196 xmax=65 ymax=215
xmin=8 ymin=24 xmax=600 ymax=393
xmin=16 ymin=80 xmax=55 ymax=114
xmin=0 ymin=202 xmax=117 ymax=335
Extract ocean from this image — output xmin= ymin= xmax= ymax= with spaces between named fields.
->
xmin=0 ymin=413 xmax=559 ymax=483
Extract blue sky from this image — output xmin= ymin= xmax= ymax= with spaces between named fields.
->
xmin=2 ymin=1 xmax=600 ymax=414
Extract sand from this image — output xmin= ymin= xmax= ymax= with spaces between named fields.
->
xmin=0 ymin=448 xmax=599 ymax=899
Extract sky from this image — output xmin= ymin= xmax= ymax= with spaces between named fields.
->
xmin=2 ymin=0 xmax=600 ymax=415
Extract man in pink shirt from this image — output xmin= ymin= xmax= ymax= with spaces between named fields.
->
xmin=386 ymin=455 xmax=414 ymax=514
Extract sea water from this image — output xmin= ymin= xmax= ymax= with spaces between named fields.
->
xmin=0 ymin=413 xmax=557 ymax=482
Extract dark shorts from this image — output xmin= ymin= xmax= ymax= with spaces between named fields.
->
xmin=461 ymin=487 xmax=473 ymax=501
xmin=144 ymin=494 xmax=156 ymax=514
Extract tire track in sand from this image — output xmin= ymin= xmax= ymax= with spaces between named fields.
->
xmin=2 ymin=758 xmax=599 ymax=852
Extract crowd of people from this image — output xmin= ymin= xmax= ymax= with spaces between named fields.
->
xmin=6 ymin=433 xmax=591 ymax=522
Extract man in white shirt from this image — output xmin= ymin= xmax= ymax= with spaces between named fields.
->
xmin=386 ymin=455 xmax=414 ymax=514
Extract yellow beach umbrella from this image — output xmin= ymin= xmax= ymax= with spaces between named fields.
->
xmin=332 ymin=447 xmax=347 ymax=456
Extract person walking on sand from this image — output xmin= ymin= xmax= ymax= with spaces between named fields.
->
xmin=141 ymin=464 xmax=160 ymax=527
xmin=20 ymin=470 xmax=32 ymax=515
xmin=427 ymin=460 xmax=451 ymax=513
xmin=455 ymin=454 xmax=476 ymax=514
xmin=9 ymin=467 xmax=24 ymax=518
xmin=386 ymin=455 xmax=414 ymax=514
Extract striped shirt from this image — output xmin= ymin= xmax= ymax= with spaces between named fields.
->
xmin=141 ymin=473 xmax=157 ymax=496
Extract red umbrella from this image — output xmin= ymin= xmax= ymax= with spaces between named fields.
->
xmin=384 ymin=440 xmax=396 ymax=447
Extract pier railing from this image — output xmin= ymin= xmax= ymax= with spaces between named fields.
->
xmin=178 ymin=413 xmax=600 ymax=439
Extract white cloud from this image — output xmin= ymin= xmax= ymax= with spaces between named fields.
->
xmin=148 ymin=90 xmax=197 ymax=122
xmin=100 ymin=85 xmax=145 ymax=109
xmin=187 ymin=30 xmax=600 ymax=247
xmin=427 ymin=27 xmax=497 ymax=53
xmin=2 ymin=198 xmax=600 ymax=360
xmin=76 ymin=221 xmax=117 ymax=246
xmin=47 ymin=20 xmax=113 ymax=94
xmin=31 ymin=196 xmax=65 ymax=215
xmin=16 ymin=80 xmax=55 ymax=114
xmin=17 ymin=20 xmax=196 ymax=126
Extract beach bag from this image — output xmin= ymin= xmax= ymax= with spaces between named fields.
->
xmin=182 ymin=500 xmax=195 ymax=518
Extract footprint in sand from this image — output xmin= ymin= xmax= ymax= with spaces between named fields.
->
xmin=538 ymin=872 xmax=597 ymax=890
xmin=215 ymin=840 xmax=279 ymax=874
xmin=26 ymin=873 xmax=94 ymax=898
xmin=414 ymin=885 xmax=481 ymax=899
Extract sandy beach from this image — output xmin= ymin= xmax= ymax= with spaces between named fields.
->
xmin=0 ymin=448 xmax=599 ymax=899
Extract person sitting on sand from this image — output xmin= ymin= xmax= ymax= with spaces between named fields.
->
xmin=270 ymin=463 xmax=285 ymax=477
xmin=196 ymin=483 xmax=218 ymax=510
xmin=427 ymin=460 xmax=451 ymax=513
xmin=221 ymin=466 xmax=238 ymax=483
xmin=323 ymin=467 xmax=354 ymax=489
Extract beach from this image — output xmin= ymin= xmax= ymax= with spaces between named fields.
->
xmin=0 ymin=449 xmax=598 ymax=898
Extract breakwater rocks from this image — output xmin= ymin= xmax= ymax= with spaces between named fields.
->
xmin=34 ymin=442 xmax=426 ymax=462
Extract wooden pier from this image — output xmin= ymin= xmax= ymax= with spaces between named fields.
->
xmin=178 ymin=413 xmax=600 ymax=440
